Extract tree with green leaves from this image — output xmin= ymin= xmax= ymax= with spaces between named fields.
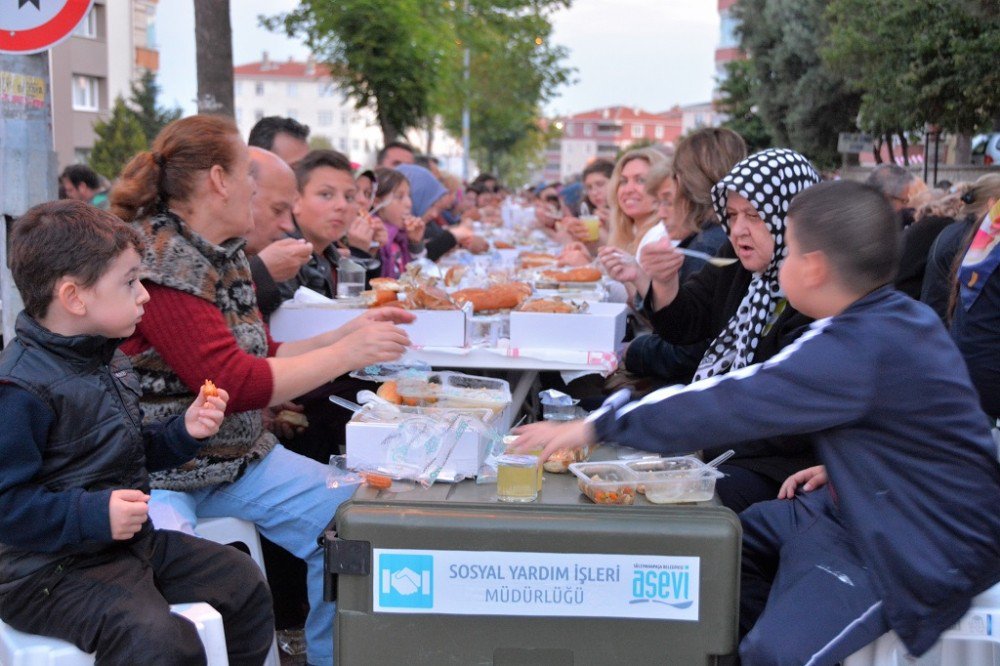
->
xmin=89 ymin=97 xmax=148 ymax=180
xmin=824 ymin=0 xmax=1000 ymax=139
xmin=129 ymin=69 xmax=181 ymax=145
xmin=262 ymin=1 xmax=455 ymax=143
xmin=716 ymin=59 xmax=772 ymax=153
xmin=434 ymin=1 xmax=573 ymax=180
xmin=733 ymin=0 xmax=860 ymax=168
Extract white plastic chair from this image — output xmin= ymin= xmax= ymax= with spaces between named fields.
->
xmin=844 ymin=583 xmax=1000 ymax=666
xmin=0 ymin=602 xmax=228 ymax=666
xmin=195 ymin=517 xmax=280 ymax=666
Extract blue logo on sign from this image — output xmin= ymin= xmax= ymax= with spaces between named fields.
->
xmin=629 ymin=567 xmax=693 ymax=608
xmin=378 ymin=554 xmax=433 ymax=609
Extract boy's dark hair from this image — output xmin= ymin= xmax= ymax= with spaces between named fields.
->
xmin=376 ymin=140 xmax=415 ymax=165
xmin=248 ymin=116 xmax=310 ymax=151
xmin=10 ymin=200 xmax=143 ymax=319
xmin=292 ymin=149 xmax=353 ymax=191
xmin=59 ymin=164 xmax=101 ymax=190
xmin=787 ymin=180 xmax=900 ymax=294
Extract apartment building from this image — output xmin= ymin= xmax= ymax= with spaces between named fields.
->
xmin=49 ymin=0 xmax=159 ymax=169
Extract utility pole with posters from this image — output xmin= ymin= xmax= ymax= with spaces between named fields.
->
xmin=1 ymin=0 xmax=94 ymax=347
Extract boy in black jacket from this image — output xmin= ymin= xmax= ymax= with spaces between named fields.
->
xmin=0 ymin=201 xmax=274 ymax=665
xmin=514 ymin=181 xmax=1000 ymax=665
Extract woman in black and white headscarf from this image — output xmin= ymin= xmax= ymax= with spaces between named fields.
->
xmin=639 ymin=148 xmax=822 ymax=511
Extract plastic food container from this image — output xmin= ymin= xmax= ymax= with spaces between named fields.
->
xmin=467 ymin=314 xmax=504 ymax=347
xmin=625 ymin=456 xmax=723 ymax=504
xmin=569 ymin=461 xmax=638 ymax=505
xmin=395 ymin=372 xmax=511 ymax=414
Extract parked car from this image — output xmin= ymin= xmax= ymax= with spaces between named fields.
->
xmin=971 ymin=133 xmax=1000 ymax=166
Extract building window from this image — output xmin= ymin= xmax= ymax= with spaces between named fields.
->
xmin=288 ymin=109 xmax=298 ymax=120
xmin=318 ymin=83 xmax=335 ymax=98
xmin=234 ymin=81 xmax=243 ymax=96
xmin=341 ymin=112 xmax=349 ymax=125
xmin=339 ymin=137 xmax=348 ymax=151
xmin=318 ymin=110 xmax=333 ymax=126
xmin=255 ymin=82 xmax=264 ymax=96
xmin=287 ymin=83 xmax=298 ymax=97
xmin=71 ymin=75 xmax=99 ymax=111
xmin=654 ymin=125 xmax=664 ymax=139
xmin=254 ymin=109 xmax=264 ymax=121
xmin=631 ymin=124 xmax=644 ymax=139
xmin=719 ymin=9 xmax=739 ymax=50
xmin=73 ymin=8 xmax=97 ymax=38
xmin=583 ymin=123 xmax=593 ymax=137
xmin=352 ymin=138 xmax=360 ymax=150
xmin=236 ymin=108 xmax=243 ymax=124
xmin=145 ymin=13 xmax=157 ymax=48
xmin=74 ymin=148 xmax=91 ymax=164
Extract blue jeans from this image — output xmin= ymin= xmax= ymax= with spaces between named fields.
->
xmin=148 ymin=444 xmax=358 ymax=666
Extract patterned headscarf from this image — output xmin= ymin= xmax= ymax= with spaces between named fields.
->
xmin=694 ymin=148 xmax=820 ymax=381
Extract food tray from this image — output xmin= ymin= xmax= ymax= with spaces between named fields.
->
xmin=568 ymin=461 xmax=638 ymax=505
xmin=625 ymin=456 xmax=723 ymax=504
xmin=395 ymin=372 xmax=511 ymax=414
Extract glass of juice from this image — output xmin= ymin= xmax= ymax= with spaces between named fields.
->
xmin=503 ymin=435 xmax=543 ymax=490
xmin=580 ymin=215 xmax=601 ymax=242
xmin=496 ymin=454 xmax=539 ymax=503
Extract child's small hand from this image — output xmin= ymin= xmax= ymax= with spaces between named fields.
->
xmin=185 ymin=382 xmax=229 ymax=440
xmin=777 ymin=465 xmax=828 ymax=499
xmin=511 ymin=420 xmax=596 ymax=463
xmin=109 ymin=489 xmax=150 ymax=540
xmin=403 ymin=215 xmax=426 ymax=243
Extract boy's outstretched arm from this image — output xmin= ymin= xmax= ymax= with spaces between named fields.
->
xmin=0 ymin=385 xmax=114 ymax=549
xmin=587 ymin=319 xmax=875 ymax=456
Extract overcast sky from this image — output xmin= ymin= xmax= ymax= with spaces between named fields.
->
xmin=156 ymin=0 xmax=720 ymax=118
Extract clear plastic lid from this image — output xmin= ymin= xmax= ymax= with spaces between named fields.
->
xmin=496 ymin=454 xmax=539 ymax=468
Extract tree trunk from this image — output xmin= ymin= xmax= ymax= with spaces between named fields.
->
xmin=885 ymin=133 xmax=896 ymax=164
xmin=194 ymin=0 xmax=234 ymax=117
xmin=377 ymin=102 xmax=399 ymax=145
xmin=873 ymin=136 xmax=884 ymax=164
xmin=425 ymin=117 xmax=435 ymax=155
xmin=952 ymin=133 xmax=972 ymax=164
xmin=898 ymin=131 xmax=909 ymax=166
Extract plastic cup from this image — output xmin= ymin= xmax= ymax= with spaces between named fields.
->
xmin=496 ymin=454 xmax=539 ymax=502
xmin=580 ymin=215 xmax=601 ymax=242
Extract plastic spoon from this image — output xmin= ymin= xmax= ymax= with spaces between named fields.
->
xmin=705 ymin=449 xmax=736 ymax=470
xmin=328 ymin=395 xmax=363 ymax=413
xmin=676 ymin=248 xmax=739 ymax=267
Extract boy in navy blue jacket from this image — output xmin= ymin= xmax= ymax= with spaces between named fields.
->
xmin=514 ymin=180 xmax=1000 ymax=665
xmin=0 ymin=201 xmax=274 ymax=665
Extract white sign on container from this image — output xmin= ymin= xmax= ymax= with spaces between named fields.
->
xmin=373 ymin=548 xmax=700 ymax=621
xmin=270 ymin=303 xmax=467 ymax=348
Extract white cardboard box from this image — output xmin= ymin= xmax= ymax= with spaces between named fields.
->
xmin=269 ymin=303 xmax=467 ymax=348
xmin=509 ymin=301 xmax=627 ymax=352
xmin=345 ymin=420 xmax=488 ymax=480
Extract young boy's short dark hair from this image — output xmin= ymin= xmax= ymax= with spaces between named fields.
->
xmin=10 ymin=200 xmax=142 ymax=319
xmin=375 ymin=140 xmax=416 ymax=165
xmin=59 ymin=164 xmax=101 ymax=190
xmin=787 ymin=180 xmax=900 ymax=295
xmin=291 ymin=149 xmax=353 ymax=191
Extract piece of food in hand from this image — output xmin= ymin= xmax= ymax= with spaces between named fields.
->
xmin=518 ymin=298 xmax=577 ymax=314
xmin=494 ymin=240 xmax=514 ymax=250
xmin=202 ymin=379 xmax=219 ymax=398
xmin=444 ymin=265 xmax=466 ymax=287
xmin=275 ymin=409 xmax=309 ymax=429
xmin=542 ymin=446 xmax=589 ymax=472
xmin=377 ymin=380 xmax=403 ymax=405
xmin=518 ymin=251 xmax=558 ymax=268
xmin=361 ymin=472 xmax=393 ymax=489
xmin=369 ymin=277 xmax=403 ymax=292
xmin=540 ymin=266 xmax=602 ymax=283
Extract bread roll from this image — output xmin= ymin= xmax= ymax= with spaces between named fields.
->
xmin=540 ymin=267 xmax=602 ymax=283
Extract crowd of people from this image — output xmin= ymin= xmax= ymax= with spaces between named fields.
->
xmin=0 ymin=111 xmax=997 ymax=666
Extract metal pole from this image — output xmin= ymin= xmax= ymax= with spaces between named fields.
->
xmin=933 ymin=131 xmax=940 ymax=186
xmin=922 ymin=128 xmax=930 ymax=183
xmin=461 ymin=0 xmax=471 ymax=182
xmin=1 ymin=53 xmax=57 ymax=347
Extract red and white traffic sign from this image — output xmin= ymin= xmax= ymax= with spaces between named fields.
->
xmin=0 ymin=0 xmax=95 ymax=55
